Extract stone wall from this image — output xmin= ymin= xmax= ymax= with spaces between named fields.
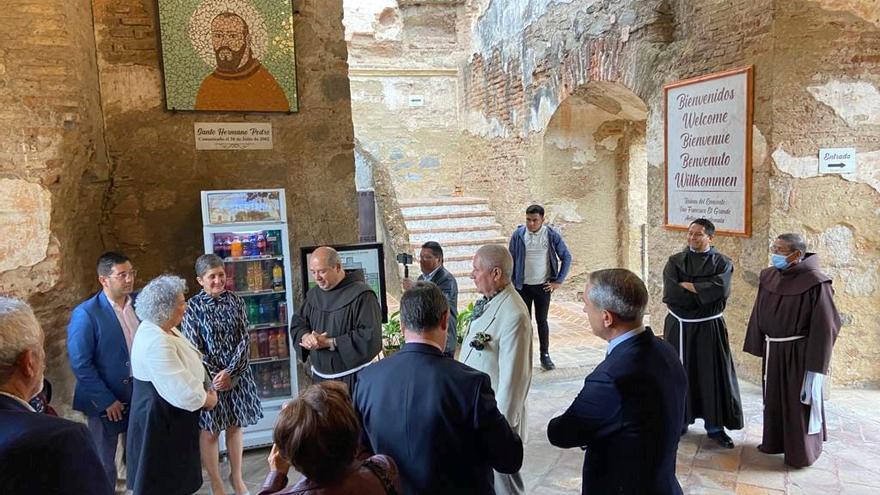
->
xmin=0 ymin=0 xmax=110 ymax=413
xmin=344 ymin=1 xmax=469 ymax=199
xmin=1 ymin=0 xmax=358 ymax=413
xmin=92 ymin=0 xmax=358 ymax=295
xmin=457 ymin=0 xmax=880 ymax=386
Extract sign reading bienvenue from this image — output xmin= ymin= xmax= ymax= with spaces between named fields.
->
xmin=664 ymin=67 xmax=753 ymax=237
xmin=194 ymin=123 xmax=273 ymax=150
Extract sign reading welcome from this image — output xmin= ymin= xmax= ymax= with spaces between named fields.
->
xmin=194 ymin=123 xmax=273 ymax=150
xmin=664 ymin=66 xmax=753 ymax=237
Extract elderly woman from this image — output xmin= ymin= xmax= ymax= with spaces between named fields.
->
xmin=258 ymin=381 xmax=401 ymax=495
xmin=182 ymin=254 xmax=263 ymax=495
xmin=126 ymin=275 xmax=218 ymax=495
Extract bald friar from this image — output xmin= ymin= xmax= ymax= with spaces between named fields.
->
xmin=292 ymin=247 xmax=382 ymax=390
xmin=459 ymin=244 xmax=533 ymax=495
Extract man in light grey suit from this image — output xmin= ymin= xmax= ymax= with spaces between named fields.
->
xmin=459 ymin=244 xmax=533 ymax=495
xmin=403 ymin=241 xmax=458 ymax=357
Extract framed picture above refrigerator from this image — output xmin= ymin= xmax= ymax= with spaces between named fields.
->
xmin=299 ymin=242 xmax=389 ymax=323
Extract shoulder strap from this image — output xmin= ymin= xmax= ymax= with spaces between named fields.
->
xmin=362 ymin=458 xmax=398 ymax=495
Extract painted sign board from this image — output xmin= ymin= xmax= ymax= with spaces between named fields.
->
xmin=664 ymin=66 xmax=753 ymax=237
xmin=819 ymin=148 xmax=856 ymax=174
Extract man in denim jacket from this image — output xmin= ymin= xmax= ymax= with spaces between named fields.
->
xmin=508 ymin=204 xmax=572 ymax=370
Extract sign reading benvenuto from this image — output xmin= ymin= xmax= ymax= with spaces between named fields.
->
xmin=664 ymin=66 xmax=753 ymax=237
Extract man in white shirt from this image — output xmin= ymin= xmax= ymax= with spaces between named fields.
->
xmin=67 ymin=251 xmax=139 ymax=489
xmin=0 ymin=296 xmax=113 ymax=495
xmin=508 ymin=204 xmax=572 ymax=370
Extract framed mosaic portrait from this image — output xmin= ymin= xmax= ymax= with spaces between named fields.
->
xmin=157 ymin=0 xmax=298 ymax=112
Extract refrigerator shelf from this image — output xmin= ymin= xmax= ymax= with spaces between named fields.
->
xmin=250 ymin=356 xmax=291 ymax=365
xmin=248 ymin=322 xmax=286 ymax=331
xmin=235 ymin=289 xmax=286 ymax=297
xmin=223 ymin=255 xmax=284 ymax=263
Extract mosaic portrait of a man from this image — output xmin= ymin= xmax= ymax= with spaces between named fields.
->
xmin=158 ymin=0 xmax=297 ymax=112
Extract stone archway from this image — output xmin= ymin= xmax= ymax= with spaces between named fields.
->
xmin=538 ymin=82 xmax=648 ymax=284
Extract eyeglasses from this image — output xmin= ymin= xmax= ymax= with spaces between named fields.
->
xmin=109 ymin=270 xmax=137 ymax=280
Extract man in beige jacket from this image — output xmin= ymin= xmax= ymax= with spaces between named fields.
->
xmin=460 ymin=244 xmax=534 ymax=495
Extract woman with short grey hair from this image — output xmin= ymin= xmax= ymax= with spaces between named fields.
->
xmin=182 ymin=254 xmax=263 ymax=495
xmin=126 ymin=275 xmax=218 ymax=495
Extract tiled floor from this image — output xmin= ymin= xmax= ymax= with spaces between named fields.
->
xmin=189 ymin=302 xmax=880 ymax=494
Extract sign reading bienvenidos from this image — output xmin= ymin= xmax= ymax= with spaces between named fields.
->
xmin=664 ymin=66 xmax=753 ymax=237
xmin=195 ymin=122 xmax=273 ymax=150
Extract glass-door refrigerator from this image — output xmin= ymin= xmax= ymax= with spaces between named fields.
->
xmin=200 ymin=188 xmax=297 ymax=450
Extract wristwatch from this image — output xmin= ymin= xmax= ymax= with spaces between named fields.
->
xmin=328 ymin=337 xmax=337 ymax=352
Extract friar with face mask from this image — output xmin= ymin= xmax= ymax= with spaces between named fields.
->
xmin=744 ymin=233 xmax=841 ymax=468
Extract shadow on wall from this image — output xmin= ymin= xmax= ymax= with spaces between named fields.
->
xmin=538 ymin=81 xmax=648 ymax=290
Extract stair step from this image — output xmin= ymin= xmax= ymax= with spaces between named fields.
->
xmin=401 ymin=203 xmax=491 ymax=217
xmin=409 ymin=236 xmax=507 ymax=249
xmin=410 ymin=229 xmax=503 ymax=244
xmin=403 ymin=210 xmax=496 ymax=221
xmin=398 ymin=197 xmax=488 ymax=207
xmin=408 ymin=223 xmax=502 ymax=235
xmin=405 ymin=216 xmax=498 ymax=230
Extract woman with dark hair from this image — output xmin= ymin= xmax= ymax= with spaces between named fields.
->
xmin=181 ymin=254 xmax=263 ymax=495
xmin=258 ymin=381 xmax=400 ymax=495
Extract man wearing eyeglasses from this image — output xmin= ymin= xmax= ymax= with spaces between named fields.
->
xmin=402 ymin=241 xmax=458 ymax=357
xmin=67 ymin=251 xmax=139 ymax=491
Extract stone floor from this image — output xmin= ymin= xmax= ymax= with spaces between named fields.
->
xmin=193 ymin=302 xmax=880 ymax=495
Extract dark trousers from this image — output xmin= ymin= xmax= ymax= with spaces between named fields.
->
xmin=88 ymin=416 xmax=120 ymax=489
xmin=518 ymin=283 xmax=552 ymax=356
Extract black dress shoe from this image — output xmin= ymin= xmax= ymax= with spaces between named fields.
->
xmin=540 ymin=354 xmax=556 ymax=370
xmin=708 ymin=431 xmax=735 ymax=449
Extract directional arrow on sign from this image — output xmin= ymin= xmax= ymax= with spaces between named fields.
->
xmin=827 ymin=163 xmax=846 ymax=168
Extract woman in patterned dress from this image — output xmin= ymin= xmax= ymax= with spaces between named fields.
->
xmin=182 ymin=254 xmax=263 ymax=495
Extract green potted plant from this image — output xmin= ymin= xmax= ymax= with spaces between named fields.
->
xmin=382 ymin=310 xmax=404 ymax=356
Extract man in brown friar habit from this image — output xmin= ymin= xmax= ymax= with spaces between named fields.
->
xmin=292 ymin=246 xmax=383 ymax=390
xmin=744 ymin=233 xmax=841 ymax=468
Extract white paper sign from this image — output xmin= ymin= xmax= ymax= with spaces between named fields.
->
xmin=819 ymin=148 xmax=856 ymax=174
xmin=665 ymin=67 xmax=753 ymax=236
xmin=194 ymin=123 xmax=273 ymax=150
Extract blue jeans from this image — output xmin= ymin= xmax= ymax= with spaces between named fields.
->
xmin=87 ymin=416 xmax=121 ymax=488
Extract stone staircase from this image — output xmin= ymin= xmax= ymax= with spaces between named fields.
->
xmin=399 ymin=197 xmax=508 ymax=306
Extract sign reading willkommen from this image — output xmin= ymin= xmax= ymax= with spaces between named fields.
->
xmin=195 ymin=122 xmax=273 ymax=150
xmin=664 ymin=66 xmax=753 ymax=237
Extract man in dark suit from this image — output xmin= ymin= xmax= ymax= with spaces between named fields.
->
xmin=354 ymin=282 xmax=523 ymax=494
xmin=548 ymin=269 xmax=687 ymax=495
xmin=403 ymin=241 xmax=459 ymax=356
xmin=0 ymin=296 xmax=113 ymax=495
xmin=67 ymin=251 xmax=139 ymax=488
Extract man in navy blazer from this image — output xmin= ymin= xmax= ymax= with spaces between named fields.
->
xmin=548 ymin=269 xmax=687 ymax=495
xmin=0 ymin=296 xmax=113 ymax=495
xmin=354 ymin=282 xmax=523 ymax=494
xmin=67 ymin=251 xmax=139 ymax=488
xmin=402 ymin=241 xmax=459 ymax=356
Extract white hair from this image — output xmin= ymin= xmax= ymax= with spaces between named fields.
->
xmin=475 ymin=244 xmax=513 ymax=281
xmin=0 ymin=296 xmax=41 ymax=384
xmin=135 ymin=275 xmax=187 ymax=326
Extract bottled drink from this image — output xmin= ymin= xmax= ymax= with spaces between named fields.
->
xmin=249 ymin=234 xmax=258 ymax=256
xmin=223 ymin=236 xmax=233 ymax=259
xmin=246 ymin=262 xmax=255 ymax=291
xmin=246 ymin=299 xmax=258 ymax=326
xmin=213 ymin=236 xmax=225 ymax=258
xmin=249 ymin=333 xmax=259 ymax=360
xmin=261 ymin=261 xmax=272 ymax=290
xmin=230 ymin=236 xmax=243 ymax=257
xmin=257 ymin=232 xmax=267 ymax=255
xmin=277 ymin=330 xmax=288 ymax=357
xmin=271 ymin=367 xmax=282 ymax=395
xmin=269 ymin=329 xmax=280 ymax=357
xmin=266 ymin=230 xmax=278 ymax=256
xmin=224 ymin=263 xmax=236 ymax=291
xmin=242 ymin=234 xmax=252 ymax=256
xmin=258 ymin=300 xmax=268 ymax=325
xmin=253 ymin=262 xmax=263 ymax=291
xmin=277 ymin=301 xmax=287 ymax=325
xmin=258 ymin=331 xmax=269 ymax=358
xmin=272 ymin=262 xmax=284 ymax=291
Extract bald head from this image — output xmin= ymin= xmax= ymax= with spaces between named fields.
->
xmin=471 ymin=244 xmax=513 ymax=297
xmin=309 ymin=246 xmax=345 ymax=290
